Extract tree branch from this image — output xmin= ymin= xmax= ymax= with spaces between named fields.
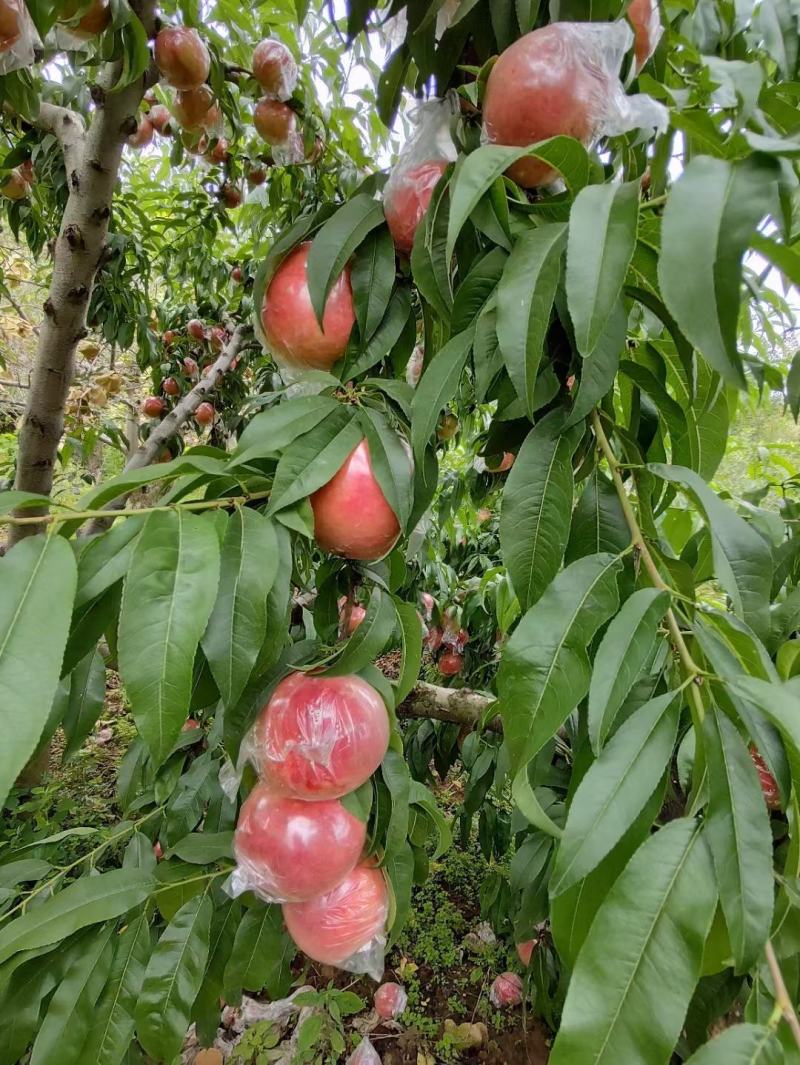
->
xmin=35 ymin=102 xmax=85 ymax=171
xmin=398 ymin=681 xmax=500 ymax=731
xmin=766 ymin=940 xmax=800 ymax=1049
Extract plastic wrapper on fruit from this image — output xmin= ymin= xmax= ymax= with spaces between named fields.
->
xmin=481 ymin=20 xmax=668 ymax=189
xmin=374 ymin=981 xmax=408 ymax=1020
xmin=383 ymin=96 xmax=458 ymax=254
xmin=0 ymin=0 xmax=41 ymax=75
xmin=272 ymin=129 xmax=306 ymax=166
xmin=240 ymin=671 xmax=391 ymax=800
xmin=346 ymin=1037 xmax=382 ymax=1065
xmin=226 ymin=781 xmax=367 ymax=904
xmin=253 ymin=38 xmax=298 ymax=101
xmin=282 ymin=862 xmax=389 ymax=981
xmin=627 ymin=0 xmax=663 ymax=75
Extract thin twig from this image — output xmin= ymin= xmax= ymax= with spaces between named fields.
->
xmin=0 ymin=489 xmax=271 ymax=527
xmin=766 ymin=940 xmax=800 ymax=1049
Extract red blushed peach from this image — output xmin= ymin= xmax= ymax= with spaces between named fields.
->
xmin=148 ymin=104 xmax=171 ymax=134
xmin=374 ymin=982 xmax=408 ymax=1019
xmin=252 ymin=38 xmax=297 ymax=98
xmin=155 ymin=26 xmax=210 ymax=91
xmin=517 ymin=939 xmax=537 ymax=966
xmin=338 ymin=597 xmax=367 ymax=638
xmin=282 ymin=862 xmax=388 ymax=967
xmin=59 ymin=0 xmax=110 ymax=37
xmin=234 ymin=783 xmax=366 ymax=902
xmin=128 ymin=117 xmax=154 ymax=149
xmin=385 ymin=160 xmax=448 ymax=254
xmin=252 ymin=672 xmax=390 ymax=800
xmin=0 ymin=0 xmax=22 ymax=51
xmin=438 ymin=650 xmax=464 ymax=676
xmin=254 ymin=98 xmax=296 ymax=144
xmin=628 ymin=0 xmax=661 ymax=73
xmin=173 ymin=86 xmax=215 ymax=130
xmin=261 ymin=241 xmax=355 ymax=372
xmin=483 ymin=23 xmax=611 ymax=187
xmin=490 ymin=972 xmax=524 ymax=1008
xmin=310 ymin=440 xmax=400 ymax=561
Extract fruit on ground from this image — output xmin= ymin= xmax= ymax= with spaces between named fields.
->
xmin=338 ymin=597 xmax=366 ymax=638
xmin=628 ymin=0 xmax=661 ymax=72
xmin=483 ymin=23 xmax=611 ymax=187
xmin=490 ymin=972 xmax=524 ymax=1008
xmin=384 ymin=160 xmax=447 ymax=254
xmin=0 ymin=168 xmax=29 ymax=200
xmin=195 ymin=402 xmax=214 ymax=426
xmin=0 ymin=0 xmax=22 ymax=51
xmin=750 ymin=747 xmax=781 ymax=810
xmin=311 ymin=440 xmax=400 ymax=561
xmin=155 ymin=26 xmax=210 ymax=90
xmin=261 ymin=241 xmax=355 ymax=371
xmin=374 ymin=982 xmax=408 ymax=1019
xmin=347 ymin=1038 xmax=381 ymax=1065
xmin=437 ymin=412 xmax=458 ymax=440
xmin=128 ymin=117 xmax=153 ymax=149
xmin=517 ymin=939 xmax=537 ymax=966
xmin=438 ymin=650 xmax=464 ymax=676
xmin=253 ymin=671 xmax=389 ymax=800
xmin=254 ymin=98 xmax=296 ymax=144
xmin=187 ymin=318 xmax=205 ymax=340
xmin=282 ymin=862 xmax=388 ymax=966
xmin=162 ymin=377 xmax=180 ymax=396
xmin=149 ymin=104 xmax=171 ymax=134
xmin=486 ymin=451 xmax=515 ymax=472
xmin=234 ymin=782 xmax=366 ymax=901
xmin=59 ymin=0 xmax=110 ymax=37
xmin=142 ymin=396 xmax=165 ymax=417
xmin=252 ymin=38 xmax=297 ymax=97
xmin=173 ymin=85 xmax=216 ymax=130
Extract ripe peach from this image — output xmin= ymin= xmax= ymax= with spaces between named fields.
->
xmin=162 ymin=377 xmax=180 ymax=396
xmin=254 ymin=98 xmax=296 ymax=145
xmin=247 ymin=166 xmax=268 ymax=186
xmin=628 ymin=0 xmax=661 ymax=73
xmin=173 ymin=85 xmax=215 ymax=130
xmin=483 ymin=23 xmax=612 ymax=187
xmin=59 ymin=0 xmax=110 ymax=38
xmin=195 ymin=401 xmax=214 ymax=426
xmin=477 ymin=507 xmax=492 ymax=524
xmin=438 ymin=650 xmax=464 ymax=676
xmin=282 ymin=862 xmax=388 ymax=967
xmin=128 ymin=116 xmax=154 ymax=149
xmin=187 ymin=318 xmax=205 ymax=340
xmin=311 ymin=440 xmax=400 ymax=561
xmin=385 ymin=160 xmax=447 ymax=254
xmin=0 ymin=168 xmax=28 ymax=200
xmin=490 ymin=972 xmax=523 ymax=1008
xmin=338 ymin=597 xmax=366 ymax=638
xmin=252 ymin=671 xmax=389 ymax=800
xmin=261 ymin=241 xmax=355 ymax=372
xmin=231 ymin=266 xmax=243 ymax=282
xmin=252 ymin=38 xmax=297 ymax=97
xmin=202 ymin=136 xmax=229 ymax=164
xmin=183 ymin=356 xmax=198 ymax=375
xmin=406 ymin=345 xmax=424 ymax=387
xmin=517 ymin=939 xmax=537 ymax=966
xmin=486 ymin=451 xmax=515 ymax=473
xmin=420 ymin=592 xmax=435 ymax=619
xmin=182 ymin=718 xmax=200 ymax=731
xmin=142 ymin=396 xmax=165 ymax=417
xmin=148 ymin=104 xmax=171 ymax=134
xmin=220 ymin=182 xmax=242 ymax=208
xmin=425 ymin=625 xmax=443 ymax=653
xmin=374 ymin=982 xmax=408 ymax=1020
xmin=0 ymin=0 xmax=22 ymax=51
xmin=162 ymin=329 xmax=176 ymax=345
xmin=155 ymin=26 xmax=210 ymax=91
xmin=208 ymin=325 xmax=226 ymax=352
xmin=234 ymin=783 xmax=366 ymax=902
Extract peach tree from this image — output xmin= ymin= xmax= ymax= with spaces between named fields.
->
xmin=0 ymin=0 xmax=799 ymax=1062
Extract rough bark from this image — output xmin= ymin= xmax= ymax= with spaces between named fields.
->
xmin=9 ymin=2 xmax=157 ymax=545
xmin=398 ymin=681 xmax=500 ymax=731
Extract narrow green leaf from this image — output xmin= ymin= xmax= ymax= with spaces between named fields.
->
xmin=74 ymin=516 xmax=145 ymax=609
xmin=451 ymin=247 xmax=508 ymax=335
xmin=496 ymin=224 xmax=567 ymax=416
xmin=550 ymin=819 xmax=717 ymax=1065
xmin=565 ymin=298 xmax=627 ymax=429
xmin=135 ymin=894 xmax=212 ymax=1062
xmin=118 ymin=510 xmax=221 ymax=766
xmin=684 ymin=1024 xmax=782 ymax=1064
xmin=0 ymin=869 xmax=154 ymax=965
xmin=499 ymin=413 xmax=582 ymax=612
xmin=306 ymin=194 xmax=385 ymax=325
xmin=703 ymin=709 xmax=774 ymax=972
xmin=410 ymin=328 xmax=473 ymax=463
xmin=0 ymin=534 xmax=76 ymax=805
xmin=658 ymin=155 xmax=779 ymax=387
xmin=232 ymin=395 xmax=340 ymax=465
xmin=223 ymin=904 xmax=294 ymax=998
xmin=202 ymin=509 xmax=277 ymax=708
xmin=166 ymin=831 xmax=233 ymax=864
xmin=498 ymin=553 xmax=622 ymax=773
xmin=565 ymin=466 xmax=631 ymax=564
xmin=566 ymin=181 xmax=639 ymax=357
xmin=551 ymin=692 xmax=681 ymax=896
xmin=268 ymin=406 xmax=363 ymax=515
xmin=393 ymin=599 xmax=424 ymax=706
xmin=382 ymin=750 xmax=411 ymax=862
xmin=346 ymin=286 xmax=412 ymax=379
xmin=61 ymin=649 xmax=106 ymax=761
xmin=358 ymin=408 xmax=413 ymax=531
xmin=588 ymin=588 xmax=670 ymax=751
xmin=0 ymin=490 xmax=51 ymax=515
xmin=350 ymin=226 xmax=396 ymax=342
xmin=30 ymin=925 xmax=115 ymax=1065
xmin=650 ymin=463 xmax=772 ymax=640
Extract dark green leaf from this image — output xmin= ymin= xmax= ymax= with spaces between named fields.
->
xmin=393 ymin=599 xmax=424 ymax=706
xmin=307 ymin=195 xmax=385 ymax=325
xmin=565 ymin=466 xmax=631 ymax=564
xmin=684 ymin=1024 xmax=782 ymax=1064
xmin=62 ymin=649 xmax=106 ymax=761
xmin=410 ymin=328 xmax=473 ymax=463
xmin=351 ymin=226 xmax=396 ymax=342
xmin=268 ymin=406 xmax=362 ymax=515
xmin=223 ymin=904 xmax=294 ymax=998
xmin=326 ymin=587 xmax=397 ymax=676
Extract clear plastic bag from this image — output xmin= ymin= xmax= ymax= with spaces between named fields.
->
xmin=282 ymin=862 xmax=389 ymax=980
xmin=245 ymin=671 xmax=391 ymax=800
xmin=489 ymin=971 xmax=524 ymax=1008
xmin=384 ymin=97 xmax=458 ymax=254
xmin=253 ymin=38 xmax=298 ymax=101
xmin=0 ymin=0 xmax=41 ymax=75
xmin=482 ymin=21 xmax=667 ymax=188
xmin=228 ymin=782 xmax=367 ymax=903
xmin=54 ymin=0 xmax=110 ymax=50
xmin=347 ymin=1037 xmax=382 ymax=1065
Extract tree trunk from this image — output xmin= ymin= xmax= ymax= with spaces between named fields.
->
xmin=9 ymin=3 xmax=156 ymax=546
xmin=399 ymin=681 xmax=500 ymax=731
